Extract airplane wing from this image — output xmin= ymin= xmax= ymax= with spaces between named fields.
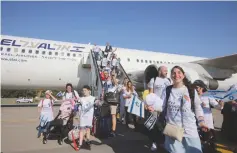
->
xmin=192 ymin=54 xmax=237 ymax=72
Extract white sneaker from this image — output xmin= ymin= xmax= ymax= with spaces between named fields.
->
xmin=151 ymin=143 xmax=157 ymax=151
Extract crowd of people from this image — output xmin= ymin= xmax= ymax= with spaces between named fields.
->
xmin=36 ymin=42 xmax=237 ymax=153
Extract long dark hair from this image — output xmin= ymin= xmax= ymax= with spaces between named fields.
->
xmin=171 ymin=66 xmax=194 ymax=97
xmin=126 ymin=81 xmax=134 ymax=92
xmin=65 ymin=83 xmax=74 ymax=93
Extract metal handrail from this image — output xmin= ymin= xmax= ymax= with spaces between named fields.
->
xmin=90 ymin=50 xmax=103 ymax=88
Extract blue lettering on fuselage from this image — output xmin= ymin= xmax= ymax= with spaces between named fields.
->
xmin=12 ymin=40 xmax=21 ymax=47
xmin=37 ymin=43 xmax=47 ymax=49
xmin=47 ymin=44 xmax=55 ymax=50
xmin=0 ymin=38 xmax=84 ymax=52
xmin=1 ymin=39 xmax=12 ymax=46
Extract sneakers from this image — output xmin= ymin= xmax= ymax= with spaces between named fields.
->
xmin=109 ymin=131 xmax=116 ymax=137
xmin=151 ymin=143 xmax=157 ymax=151
xmin=86 ymin=140 xmax=91 ymax=150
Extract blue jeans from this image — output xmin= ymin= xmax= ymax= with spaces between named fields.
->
xmin=37 ymin=122 xmax=50 ymax=138
xmin=165 ymin=136 xmax=202 ymax=153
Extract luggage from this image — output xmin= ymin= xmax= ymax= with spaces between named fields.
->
xmin=96 ymin=116 xmax=111 ymax=139
xmin=100 ymin=103 xmax=111 ymax=117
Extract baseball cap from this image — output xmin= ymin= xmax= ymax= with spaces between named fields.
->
xmin=193 ymin=80 xmax=207 ymax=90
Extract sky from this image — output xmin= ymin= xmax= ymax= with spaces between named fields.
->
xmin=1 ymin=1 xmax=237 ymax=58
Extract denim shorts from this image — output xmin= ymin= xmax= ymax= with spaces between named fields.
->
xmin=165 ymin=136 xmax=202 ymax=153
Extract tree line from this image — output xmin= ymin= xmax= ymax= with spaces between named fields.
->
xmin=1 ymin=90 xmax=61 ymax=98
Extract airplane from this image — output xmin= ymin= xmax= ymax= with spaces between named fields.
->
xmin=1 ymin=35 xmax=237 ymax=94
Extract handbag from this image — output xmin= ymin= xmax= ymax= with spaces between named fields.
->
xmin=163 ymin=123 xmax=184 ymax=142
xmin=68 ymin=128 xmax=80 ymax=141
xmin=104 ymin=92 xmax=119 ymax=104
xmin=104 ymin=84 xmax=119 ymax=104
xmin=162 ymin=97 xmax=185 ymax=142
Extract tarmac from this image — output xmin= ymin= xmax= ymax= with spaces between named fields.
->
xmin=1 ymin=107 xmax=236 ymax=153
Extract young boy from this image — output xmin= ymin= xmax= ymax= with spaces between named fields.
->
xmin=76 ymin=85 xmax=102 ymax=150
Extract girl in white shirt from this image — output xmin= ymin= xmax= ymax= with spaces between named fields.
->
xmin=123 ymin=81 xmax=138 ymax=128
xmin=37 ymin=90 xmax=57 ymax=138
xmin=119 ymin=78 xmax=129 ymax=123
xmin=62 ymin=83 xmax=80 ymax=108
xmin=150 ymin=66 xmax=208 ymax=153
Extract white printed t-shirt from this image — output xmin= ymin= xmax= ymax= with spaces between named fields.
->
xmin=200 ymin=96 xmax=222 ymax=129
xmin=159 ymin=86 xmax=204 ymax=138
xmin=111 ymin=58 xmax=118 ymax=67
xmin=123 ymin=90 xmax=138 ymax=107
xmin=62 ymin=90 xmax=80 ymax=106
xmin=38 ymin=99 xmax=54 ymax=124
xmin=120 ymin=86 xmax=126 ymax=107
xmin=101 ymin=58 xmax=108 ymax=67
xmin=148 ymin=77 xmax=171 ymax=98
xmin=79 ymin=95 xmax=96 ymax=127
xmin=93 ymin=46 xmax=100 ymax=53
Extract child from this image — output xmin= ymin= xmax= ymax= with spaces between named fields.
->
xmin=75 ymin=85 xmax=102 ymax=150
xmin=37 ymin=90 xmax=57 ymax=138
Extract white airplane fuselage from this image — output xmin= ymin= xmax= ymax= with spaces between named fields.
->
xmin=1 ymin=35 xmax=236 ymax=91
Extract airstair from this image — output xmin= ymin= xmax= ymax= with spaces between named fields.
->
xmin=88 ymin=50 xmax=134 ymax=98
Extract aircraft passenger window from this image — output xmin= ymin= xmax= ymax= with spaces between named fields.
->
xmin=67 ymin=53 xmax=70 ymax=57
xmin=153 ymin=61 xmax=155 ymax=63
xmin=141 ymin=59 xmax=143 ymax=63
xmin=73 ymin=53 xmax=76 ymax=57
xmin=35 ymin=50 xmax=39 ymax=54
xmin=7 ymin=48 xmax=11 ymax=52
xmin=22 ymin=49 xmax=25 ymax=53
xmin=149 ymin=60 xmax=152 ymax=63
xmin=61 ymin=52 xmax=64 ymax=56
xmin=42 ymin=51 xmax=46 ymax=55
xmin=157 ymin=61 xmax=159 ymax=64
xmin=136 ymin=59 xmax=139 ymax=62
xmin=29 ymin=50 xmax=32 ymax=54
xmin=160 ymin=61 xmax=163 ymax=63
xmin=0 ymin=47 xmax=3 ymax=51
xmin=127 ymin=58 xmax=130 ymax=62
xmin=49 ymin=52 xmax=52 ymax=55
xmin=55 ymin=52 xmax=58 ymax=56
xmin=168 ymin=62 xmax=170 ymax=64
xmin=145 ymin=60 xmax=147 ymax=63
